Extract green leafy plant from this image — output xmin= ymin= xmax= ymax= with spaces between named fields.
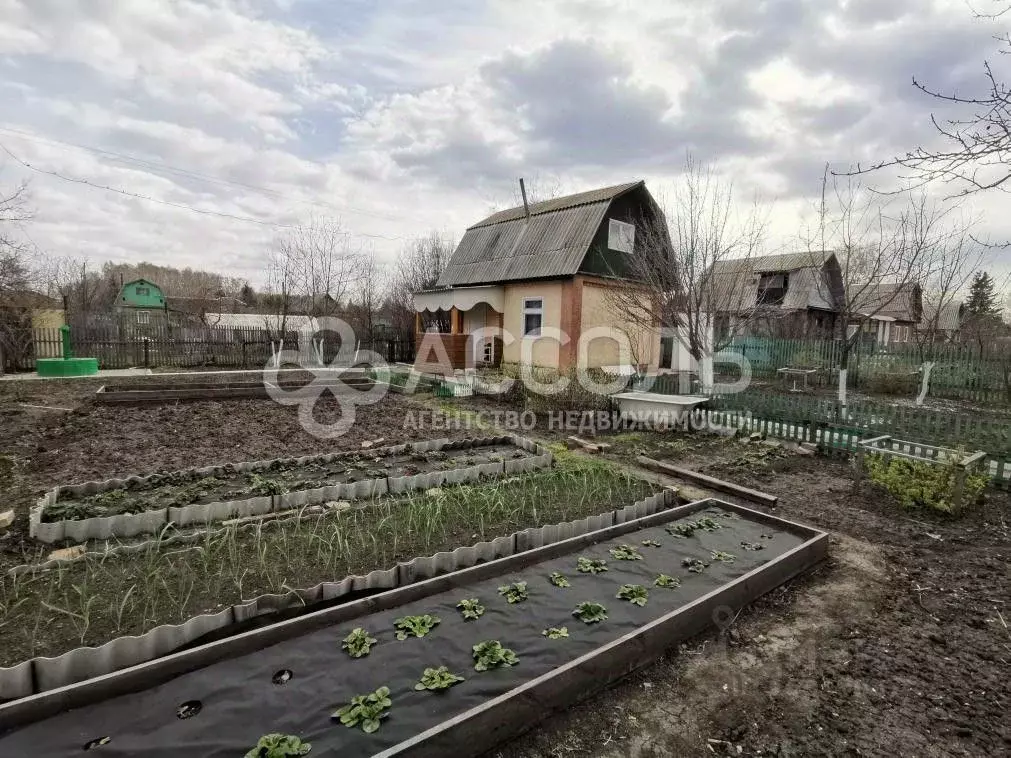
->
xmin=248 ymin=473 xmax=288 ymax=496
xmin=245 ymin=733 xmax=312 ymax=757
xmin=576 ymin=557 xmax=608 ymax=574
xmin=666 ymin=516 xmax=723 ymax=538
xmin=866 ymin=451 xmax=989 ymax=513
xmin=548 ymin=571 xmax=571 ymax=588
xmin=609 ymin=544 xmax=643 ymax=561
xmin=341 ymin=627 xmax=378 ymax=658
xmin=572 ymin=601 xmax=608 ymax=624
xmin=457 ymin=598 xmax=485 ymax=620
xmin=333 ymin=686 xmax=392 ymax=733
xmin=472 ymin=640 xmax=519 ymax=671
xmin=616 ymin=584 xmax=649 ymax=607
xmin=414 ymin=666 xmax=466 ymax=691
xmin=641 ymin=539 xmax=662 ymax=548
xmin=739 ymin=541 xmax=765 ymax=551
xmin=710 ymin=550 xmax=736 ymax=563
xmin=394 ymin=614 xmax=441 ymax=640
xmin=654 ymin=574 xmax=681 ymax=588
xmin=542 ymin=626 xmax=569 ymax=639
xmin=682 ymin=558 xmax=709 ymax=573
xmin=498 ymin=581 xmax=529 ymax=604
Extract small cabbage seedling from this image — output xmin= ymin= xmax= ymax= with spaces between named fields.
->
xmin=641 ymin=539 xmax=662 ymax=548
xmin=498 ymin=581 xmax=529 ymax=604
xmin=682 ymin=558 xmax=709 ymax=573
xmin=739 ymin=541 xmax=765 ymax=551
xmin=609 ymin=544 xmax=643 ymax=561
xmin=341 ymin=627 xmax=378 ymax=658
xmin=654 ymin=574 xmax=681 ymax=588
xmin=333 ymin=686 xmax=392 ymax=734
xmin=542 ymin=626 xmax=569 ymax=639
xmin=616 ymin=584 xmax=649 ymax=607
xmin=457 ymin=598 xmax=485 ymax=620
xmin=245 ymin=733 xmax=312 ymax=757
xmin=248 ymin=473 xmax=288 ymax=497
xmin=548 ymin=571 xmax=571 ymax=588
xmin=710 ymin=550 xmax=736 ymax=563
xmin=572 ymin=601 xmax=608 ymax=624
xmin=576 ymin=557 xmax=608 ymax=574
xmin=415 ymin=666 xmax=466 ymax=691
xmin=666 ymin=516 xmax=723 ymax=538
xmin=394 ymin=614 xmax=441 ymax=640
xmin=472 ymin=640 xmax=519 ymax=671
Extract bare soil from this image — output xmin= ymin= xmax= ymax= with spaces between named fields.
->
xmin=495 ymin=435 xmax=1011 ymax=758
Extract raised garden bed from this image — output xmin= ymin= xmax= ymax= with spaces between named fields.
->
xmin=30 ymin=436 xmax=553 ymax=543
xmin=0 ymin=498 xmax=827 ymax=756
xmin=94 ymin=374 xmax=375 ymax=404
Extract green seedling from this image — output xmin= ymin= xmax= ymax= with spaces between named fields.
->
xmin=457 ymin=598 xmax=485 ymax=620
xmin=394 ymin=614 xmax=441 ymax=640
xmin=245 ymin=734 xmax=311 ymax=757
xmin=609 ymin=544 xmax=643 ymax=561
xmin=341 ymin=627 xmax=378 ymax=658
xmin=616 ymin=584 xmax=649 ymax=606
xmin=739 ymin=541 xmax=765 ymax=551
xmin=654 ymin=574 xmax=681 ymax=589
xmin=548 ymin=571 xmax=571 ymax=588
xmin=333 ymin=686 xmax=392 ymax=734
xmin=641 ymin=539 xmax=662 ymax=548
xmin=498 ymin=581 xmax=529 ymax=604
xmin=542 ymin=626 xmax=569 ymax=640
xmin=710 ymin=550 xmax=736 ymax=563
xmin=682 ymin=558 xmax=709 ymax=573
xmin=576 ymin=557 xmax=608 ymax=574
xmin=248 ymin=473 xmax=288 ymax=496
xmin=472 ymin=640 xmax=519 ymax=671
xmin=415 ymin=666 xmax=466 ymax=691
xmin=666 ymin=522 xmax=697 ymax=538
xmin=572 ymin=601 xmax=608 ymax=624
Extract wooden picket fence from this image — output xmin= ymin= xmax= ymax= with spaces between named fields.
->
xmin=706 ymin=391 xmax=1011 ymax=489
xmin=3 ymin=324 xmax=414 ymax=372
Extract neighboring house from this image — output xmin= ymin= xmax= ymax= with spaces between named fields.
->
xmin=412 ymin=181 xmax=665 ymax=374
xmin=710 ymin=252 xmax=844 ymax=339
xmin=168 ymin=295 xmax=246 ymax=323
xmin=0 ymin=291 xmax=66 ymax=365
xmin=115 ymin=278 xmax=167 ymax=326
xmin=850 ymin=282 xmax=923 ymax=346
xmin=919 ymin=300 xmax=962 ymax=343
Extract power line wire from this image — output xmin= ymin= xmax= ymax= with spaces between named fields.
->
xmin=1 ymin=141 xmax=429 ymax=242
xmin=0 ymin=126 xmax=425 ymax=224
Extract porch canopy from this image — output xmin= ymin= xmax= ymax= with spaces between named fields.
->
xmin=413 ymin=285 xmax=504 ymax=314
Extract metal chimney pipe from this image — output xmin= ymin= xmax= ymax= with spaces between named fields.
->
xmin=519 ymin=178 xmax=530 ymax=220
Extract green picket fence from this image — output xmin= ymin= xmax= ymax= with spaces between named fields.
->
xmin=707 ymin=391 xmax=1011 ymax=488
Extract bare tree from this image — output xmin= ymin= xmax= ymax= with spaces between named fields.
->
xmin=912 ymin=219 xmax=986 ymax=404
xmin=847 ymin=2 xmax=1011 ymax=201
xmin=606 ymin=155 xmax=769 ymax=392
xmin=390 ymin=231 xmax=454 ymax=333
xmin=802 ymin=173 xmax=952 ymax=415
xmin=275 ymin=215 xmax=364 ymax=318
xmin=0 ymin=179 xmax=35 ymax=373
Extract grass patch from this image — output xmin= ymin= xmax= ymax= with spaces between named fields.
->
xmin=0 ymin=454 xmax=655 ymax=666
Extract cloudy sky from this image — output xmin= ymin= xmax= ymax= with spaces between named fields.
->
xmin=1 ymin=0 xmax=1009 ymax=287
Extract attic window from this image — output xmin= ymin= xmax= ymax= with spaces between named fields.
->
xmin=608 ymin=219 xmax=635 ymax=253
xmin=135 ymin=286 xmax=150 ymax=296
xmin=756 ymin=273 xmax=788 ymax=306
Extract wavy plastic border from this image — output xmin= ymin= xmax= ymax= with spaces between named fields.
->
xmin=1 ymin=489 xmax=673 ymax=703
xmin=29 ymin=435 xmax=552 ymax=543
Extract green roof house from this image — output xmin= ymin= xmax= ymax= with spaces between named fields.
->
xmin=116 ymin=278 xmax=167 ymax=326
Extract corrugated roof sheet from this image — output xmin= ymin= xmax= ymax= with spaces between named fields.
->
xmin=710 ymin=251 xmax=840 ymax=312
xmin=470 ymin=181 xmax=643 ymax=228
xmin=852 ymin=282 xmax=922 ymax=321
xmin=438 ymin=181 xmax=648 ymax=287
xmin=922 ymin=300 xmax=961 ymax=331
xmin=712 ymin=251 xmax=832 ymax=275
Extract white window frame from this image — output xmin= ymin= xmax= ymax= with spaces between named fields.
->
xmin=608 ymin=218 xmax=635 ymax=253
xmin=137 ymin=310 xmax=151 ymax=325
xmin=522 ymin=297 xmax=543 ymax=337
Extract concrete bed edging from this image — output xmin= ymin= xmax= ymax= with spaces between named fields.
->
xmin=29 ymin=435 xmax=553 ymax=544
xmin=0 ymin=489 xmax=675 ymax=705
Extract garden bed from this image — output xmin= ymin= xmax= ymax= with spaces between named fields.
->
xmin=30 ymin=436 xmax=552 ymax=543
xmin=93 ymin=375 xmax=375 ymax=405
xmin=0 ymin=498 xmax=828 ymax=756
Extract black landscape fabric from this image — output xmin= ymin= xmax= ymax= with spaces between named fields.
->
xmin=0 ymin=506 xmax=805 ymax=757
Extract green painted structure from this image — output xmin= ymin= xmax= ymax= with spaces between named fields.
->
xmin=36 ymin=325 xmax=99 ymax=377
xmin=117 ymin=278 xmax=166 ymax=309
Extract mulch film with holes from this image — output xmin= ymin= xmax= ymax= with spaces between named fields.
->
xmin=0 ymin=506 xmax=806 ymax=757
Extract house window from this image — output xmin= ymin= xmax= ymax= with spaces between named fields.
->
xmin=522 ymin=298 xmax=543 ymax=336
xmin=137 ymin=310 xmax=151 ymax=325
xmin=756 ymin=273 xmax=788 ymax=306
xmin=136 ymin=286 xmax=150 ymax=296
xmin=607 ymin=219 xmax=635 ymax=253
